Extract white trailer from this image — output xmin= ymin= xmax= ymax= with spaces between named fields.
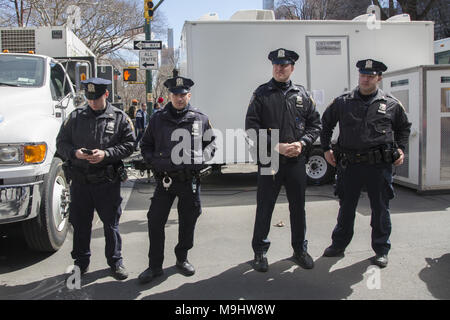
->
xmin=179 ymin=10 xmax=434 ymax=184
xmin=382 ymin=64 xmax=450 ymax=193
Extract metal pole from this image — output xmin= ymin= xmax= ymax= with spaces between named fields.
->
xmin=145 ymin=19 xmax=153 ymax=115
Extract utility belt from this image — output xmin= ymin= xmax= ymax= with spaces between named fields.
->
xmin=153 ymin=166 xmax=212 ymax=183
xmin=63 ymin=162 xmax=127 ymax=184
xmin=333 ymin=145 xmax=400 ymax=167
xmin=153 ymin=167 xmax=212 ymax=192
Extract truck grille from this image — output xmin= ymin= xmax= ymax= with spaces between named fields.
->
xmin=1 ymin=29 xmax=36 ymax=53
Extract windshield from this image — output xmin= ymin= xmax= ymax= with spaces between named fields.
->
xmin=0 ymin=55 xmax=45 ymax=87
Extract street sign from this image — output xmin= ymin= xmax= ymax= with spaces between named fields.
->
xmin=133 ymin=40 xmax=162 ymax=50
xmin=139 ymin=50 xmax=158 ymax=70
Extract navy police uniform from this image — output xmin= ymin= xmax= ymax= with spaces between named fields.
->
xmin=138 ymin=76 xmax=216 ymax=282
xmin=320 ymin=59 xmax=411 ymax=267
xmin=56 ymin=78 xmax=135 ymax=278
xmin=245 ymin=48 xmax=321 ymax=271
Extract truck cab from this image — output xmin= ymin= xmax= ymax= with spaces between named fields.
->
xmin=0 ymin=52 xmax=86 ymax=252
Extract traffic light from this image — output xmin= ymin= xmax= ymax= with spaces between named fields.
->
xmin=123 ymin=68 xmax=137 ymax=82
xmin=144 ymin=0 xmax=154 ymax=20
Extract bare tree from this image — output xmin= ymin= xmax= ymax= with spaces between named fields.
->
xmin=275 ymin=0 xmax=371 ymax=20
xmin=0 ymin=0 xmax=169 ymax=59
xmin=372 ymin=0 xmax=439 ymax=20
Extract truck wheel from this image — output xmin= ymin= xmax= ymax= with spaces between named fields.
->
xmin=22 ymin=158 xmax=70 ymax=252
xmin=306 ymin=148 xmax=335 ymax=185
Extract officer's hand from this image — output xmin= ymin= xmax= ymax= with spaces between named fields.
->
xmin=276 ymin=143 xmax=297 ymax=157
xmin=86 ymin=149 xmax=106 ymax=164
xmin=393 ymin=149 xmax=404 ymax=166
xmin=324 ymin=150 xmax=336 ymax=167
xmin=75 ymin=149 xmax=90 ymax=160
xmin=286 ymin=142 xmax=302 ymax=158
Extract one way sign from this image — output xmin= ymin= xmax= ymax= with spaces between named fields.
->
xmin=134 ymin=40 xmax=162 ymax=50
xmin=139 ymin=50 xmax=158 ymax=70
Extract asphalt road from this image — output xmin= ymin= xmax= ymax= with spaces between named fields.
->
xmin=1 ymin=165 xmax=450 ymax=301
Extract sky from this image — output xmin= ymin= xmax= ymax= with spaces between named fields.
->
xmin=157 ymin=0 xmax=264 ymax=48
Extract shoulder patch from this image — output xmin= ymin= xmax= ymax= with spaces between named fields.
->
xmin=126 ymin=115 xmax=135 ymax=132
xmin=387 ymin=94 xmax=406 ymax=111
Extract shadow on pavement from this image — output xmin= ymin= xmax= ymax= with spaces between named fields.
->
xmin=0 ymin=268 xmax=145 ymax=300
xmin=0 ymin=257 xmax=371 ymax=300
xmin=418 ymin=253 xmax=450 ymax=299
xmin=143 ymin=256 xmax=372 ymax=300
xmin=0 ymin=228 xmax=54 ymax=275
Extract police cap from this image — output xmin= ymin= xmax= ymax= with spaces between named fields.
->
xmin=164 ymin=76 xmax=194 ymax=94
xmin=81 ymin=77 xmax=111 ymax=100
xmin=268 ymin=48 xmax=299 ymax=65
xmin=356 ymin=59 xmax=388 ymax=75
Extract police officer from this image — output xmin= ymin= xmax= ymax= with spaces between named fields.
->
xmin=321 ymin=59 xmax=411 ymax=268
xmin=56 ymin=77 xmax=135 ymax=280
xmin=138 ymin=76 xmax=216 ymax=284
xmin=245 ymin=48 xmax=321 ymax=272
xmin=134 ymin=102 xmax=148 ymax=150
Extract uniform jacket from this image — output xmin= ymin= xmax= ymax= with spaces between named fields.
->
xmin=140 ymin=103 xmax=216 ymax=172
xmin=320 ymin=87 xmax=411 ymax=152
xmin=135 ymin=108 xmax=148 ymax=130
xmin=245 ymin=78 xmax=322 ymax=161
xmin=56 ymin=102 xmax=135 ymax=170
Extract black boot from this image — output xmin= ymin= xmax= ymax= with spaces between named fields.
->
xmin=253 ymin=253 xmax=269 ymax=272
xmin=138 ymin=267 xmax=164 ymax=284
xmin=176 ymin=260 xmax=196 ymax=276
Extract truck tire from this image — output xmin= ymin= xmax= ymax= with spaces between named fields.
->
xmin=306 ymin=147 xmax=335 ymax=185
xmin=22 ymin=157 xmax=70 ymax=252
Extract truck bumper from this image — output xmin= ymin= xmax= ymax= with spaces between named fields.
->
xmin=0 ymin=181 xmax=43 ymax=224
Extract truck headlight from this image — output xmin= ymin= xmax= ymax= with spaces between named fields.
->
xmin=0 ymin=143 xmax=47 ymax=164
xmin=0 ymin=146 xmax=20 ymax=163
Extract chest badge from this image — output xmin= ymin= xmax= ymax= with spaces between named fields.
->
xmin=377 ymin=103 xmax=387 ymax=114
xmin=106 ymin=121 xmax=115 ymax=134
xmin=296 ymin=96 xmax=303 ymax=108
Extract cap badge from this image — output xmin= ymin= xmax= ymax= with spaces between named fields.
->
xmin=176 ymin=78 xmax=184 ymax=87
xmin=278 ymin=49 xmax=285 ymax=58
xmin=365 ymin=60 xmax=373 ymax=69
xmin=88 ymin=83 xmax=95 ymax=93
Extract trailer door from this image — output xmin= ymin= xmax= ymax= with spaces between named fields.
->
xmin=306 ymin=36 xmax=350 ymax=113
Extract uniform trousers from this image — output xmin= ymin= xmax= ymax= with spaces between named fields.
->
xmin=69 ymin=180 xmax=123 ymax=269
xmin=252 ymin=157 xmax=308 ymax=255
xmin=147 ymin=179 xmax=201 ymax=270
xmin=332 ymin=163 xmax=394 ymax=255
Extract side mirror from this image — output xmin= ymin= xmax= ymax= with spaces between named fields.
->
xmin=73 ymin=92 xmax=87 ymax=108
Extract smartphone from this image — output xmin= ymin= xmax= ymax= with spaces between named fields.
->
xmin=81 ymin=148 xmax=93 ymax=155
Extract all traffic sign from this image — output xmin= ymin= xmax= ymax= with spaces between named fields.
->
xmin=139 ymin=51 xmax=158 ymax=70
xmin=134 ymin=40 xmax=162 ymax=50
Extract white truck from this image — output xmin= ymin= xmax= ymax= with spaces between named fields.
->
xmin=179 ymin=9 xmax=434 ymax=184
xmin=0 ymin=26 xmax=95 ymax=252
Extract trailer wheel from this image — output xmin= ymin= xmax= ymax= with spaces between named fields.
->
xmin=22 ymin=158 xmax=70 ymax=252
xmin=306 ymin=147 xmax=335 ymax=185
